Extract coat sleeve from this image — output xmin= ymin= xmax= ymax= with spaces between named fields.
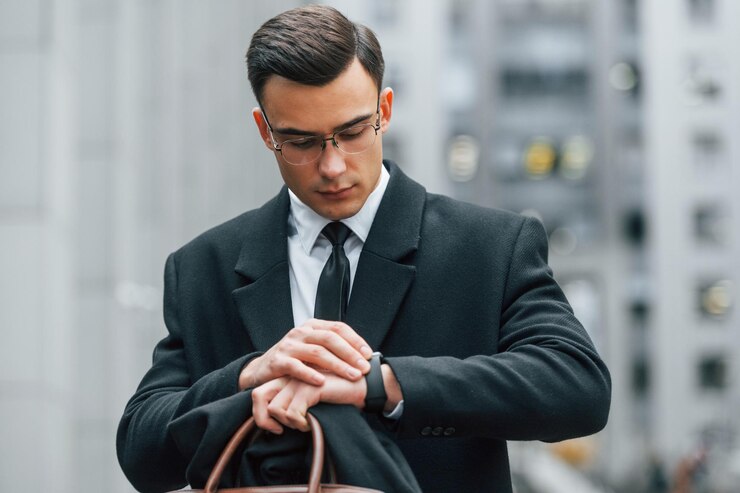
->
xmin=116 ymin=253 xmax=260 ymax=493
xmin=385 ymin=216 xmax=611 ymax=442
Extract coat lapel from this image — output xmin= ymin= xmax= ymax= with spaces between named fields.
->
xmin=231 ymin=162 xmax=427 ymax=353
xmin=345 ymin=161 xmax=426 ymax=350
xmin=231 ymin=188 xmax=295 ymax=352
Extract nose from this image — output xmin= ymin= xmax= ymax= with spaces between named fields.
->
xmin=316 ymin=139 xmax=347 ymax=179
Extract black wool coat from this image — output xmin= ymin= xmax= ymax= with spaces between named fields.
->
xmin=117 ymin=161 xmax=611 ymax=493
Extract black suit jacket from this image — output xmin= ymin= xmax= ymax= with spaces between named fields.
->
xmin=117 ymin=161 xmax=611 ymax=493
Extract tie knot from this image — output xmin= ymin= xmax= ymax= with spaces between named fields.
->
xmin=321 ymin=222 xmax=351 ymax=246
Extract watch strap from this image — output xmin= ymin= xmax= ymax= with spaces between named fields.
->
xmin=364 ymin=352 xmax=387 ymax=414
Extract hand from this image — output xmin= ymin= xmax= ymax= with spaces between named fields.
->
xmin=252 ymin=373 xmax=366 ymax=434
xmin=238 ymin=319 xmax=373 ymax=391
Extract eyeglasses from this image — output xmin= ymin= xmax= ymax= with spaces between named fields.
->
xmin=262 ymin=109 xmax=381 ymax=166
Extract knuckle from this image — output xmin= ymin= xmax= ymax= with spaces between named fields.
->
xmin=287 ymin=327 xmax=304 ymax=339
xmin=326 ymin=324 xmax=341 ymax=335
xmin=280 ymin=339 xmax=296 ymax=353
xmin=267 ymin=403 xmax=283 ymax=417
xmin=289 ymin=406 xmax=305 ymax=419
xmin=284 ymin=359 xmax=302 ymax=373
xmin=276 ymin=357 xmax=294 ymax=371
xmin=307 ymin=345 xmax=323 ymax=360
xmin=330 ymin=322 xmax=346 ymax=332
xmin=266 ymin=358 xmax=281 ymax=373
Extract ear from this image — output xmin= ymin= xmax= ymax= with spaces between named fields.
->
xmin=252 ymin=106 xmax=275 ymax=150
xmin=378 ymin=87 xmax=393 ymax=134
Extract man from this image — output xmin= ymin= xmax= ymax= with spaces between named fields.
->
xmin=117 ymin=5 xmax=611 ymax=493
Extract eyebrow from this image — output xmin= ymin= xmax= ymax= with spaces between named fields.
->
xmin=273 ymin=112 xmax=375 ymax=137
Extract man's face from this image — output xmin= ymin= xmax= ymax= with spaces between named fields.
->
xmin=254 ymin=58 xmax=393 ymax=221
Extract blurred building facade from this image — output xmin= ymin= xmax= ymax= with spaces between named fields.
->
xmin=642 ymin=1 xmax=740 ymax=491
xmin=441 ymin=0 xmax=740 ymax=491
xmin=1 ymin=0 xmax=738 ymax=492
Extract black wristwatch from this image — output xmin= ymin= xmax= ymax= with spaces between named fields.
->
xmin=364 ymin=352 xmax=387 ymax=414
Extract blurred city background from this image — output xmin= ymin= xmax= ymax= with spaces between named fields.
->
xmin=1 ymin=0 xmax=739 ymax=491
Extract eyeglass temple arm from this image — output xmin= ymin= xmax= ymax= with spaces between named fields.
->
xmin=258 ymin=104 xmax=283 ymax=151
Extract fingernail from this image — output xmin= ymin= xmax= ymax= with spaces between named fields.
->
xmin=347 ymin=367 xmax=361 ymax=379
xmin=357 ymin=358 xmax=370 ymax=371
xmin=360 ymin=346 xmax=372 ymax=358
xmin=313 ymin=374 xmax=325 ymax=385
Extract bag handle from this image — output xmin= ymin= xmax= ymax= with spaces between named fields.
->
xmin=204 ymin=413 xmax=325 ymax=493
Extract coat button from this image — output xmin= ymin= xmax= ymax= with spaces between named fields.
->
xmin=432 ymin=427 xmax=443 ymax=436
xmin=443 ymin=427 xmax=456 ymax=436
xmin=420 ymin=426 xmax=432 ymax=436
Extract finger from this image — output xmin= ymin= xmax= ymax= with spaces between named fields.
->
xmin=297 ymin=342 xmax=366 ymax=381
xmin=273 ymin=356 xmax=326 ymax=386
xmin=267 ymin=382 xmax=299 ymax=430
xmin=283 ymin=385 xmax=315 ymax=432
xmin=252 ymin=380 xmax=285 ymax=434
xmin=245 ymin=327 xmax=325 ymax=386
xmin=305 ymin=319 xmax=374 ymax=359
xmin=299 ymin=332 xmax=371 ymax=379
xmin=276 ymin=330 xmax=367 ymax=381
xmin=285 ymin=405 xmax=310 ymax=432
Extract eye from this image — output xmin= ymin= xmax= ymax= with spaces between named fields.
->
xmin=285 ymin=137 xmax=318 ymax=150
xmin=339 ymin=125 xmax=367 ymax=140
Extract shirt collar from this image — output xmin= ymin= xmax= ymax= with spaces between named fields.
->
xmin=288 ymin=164 xmax=390 ymax=255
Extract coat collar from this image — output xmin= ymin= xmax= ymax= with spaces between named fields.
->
xmin=233 ymin=189 xmax=291 ymax=281
xmin=232 ymin=161 xmax=426 ymax=352
xmin=361 ymin=160 xmax=425 ymax=262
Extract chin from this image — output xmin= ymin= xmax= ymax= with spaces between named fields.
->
xmin=322 ymin=210 xmax=353 ymax=221
xmin=319 ymin=204 xmax=361 ymax=221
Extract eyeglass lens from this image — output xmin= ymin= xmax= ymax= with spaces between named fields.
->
xmin=279 ymin=124 xmax=378 ymax=165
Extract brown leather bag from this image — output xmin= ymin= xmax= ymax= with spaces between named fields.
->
xmin=171 ymin=413 xmax=383 ymax=493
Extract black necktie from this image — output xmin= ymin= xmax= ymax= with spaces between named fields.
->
xmin=314 ymin=222 xmax=352 ymax=321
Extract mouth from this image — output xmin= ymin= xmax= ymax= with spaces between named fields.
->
xmin=317 ymin=185 xmax=355 ymax=200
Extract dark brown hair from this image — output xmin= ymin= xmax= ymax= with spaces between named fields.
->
xmin=246 ymin=5 xmax=384 ymax=104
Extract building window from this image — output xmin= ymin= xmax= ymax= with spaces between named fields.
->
xmin=697 ymin=355 xmax=727 ymax=390
xmin=693 ymin=204 xmax=729 ymax=246
xmin=632 ymin=359 xmax=650 ymax=397
xmin=692 ymin=130 xmax=723 ymax=170
xmin=688 ymin=0 xmax=715 ymax=25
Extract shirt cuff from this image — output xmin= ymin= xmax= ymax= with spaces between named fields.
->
xmin=382 ymin=399 xmax=404 ymax=420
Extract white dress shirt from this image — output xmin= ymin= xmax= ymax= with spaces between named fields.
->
xmin=286 ymin=165 xmax=403 ymax=418
xmin=286 ymin=165 xmax=390 ymax=327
